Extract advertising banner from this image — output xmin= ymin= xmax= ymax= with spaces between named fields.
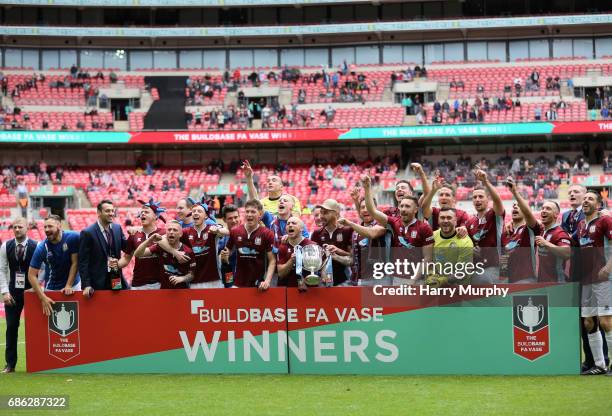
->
xmin=25 ymin=284 xmax=579 ymax=375
xmin=0 ymin=122 xmax=610 ymax=145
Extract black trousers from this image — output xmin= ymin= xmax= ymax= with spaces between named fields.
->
xmin=4 ymin=290 xmax=24 ymax=369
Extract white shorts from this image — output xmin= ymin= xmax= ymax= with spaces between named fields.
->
xmin=581 ymin=281 xmax=612 ymax=317
xmin=472 ymin=267 xmax=500 ymax=284
xmin=45 ymin=281 xmax=82 ymax=291
xmin=131 ymin=282 xmax=161 ymax=290
xmin=190 ymin=280 xmax=224 ymax=289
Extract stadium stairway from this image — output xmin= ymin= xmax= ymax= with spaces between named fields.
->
xmin=143 ymin=76 xmax=188 ymax=130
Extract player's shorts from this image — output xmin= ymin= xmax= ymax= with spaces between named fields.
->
xmin=359 ymin=277 xmax=393 ymax=287
xmin=581 ymin=281 xmax=612 ymax=317
xmin=131 ymin=282 xmax=161 ymax=290
xmin=472 ymin=267 xmax=499 ymax=284
xmin=190 ymin=280 xmax=224 ymax=289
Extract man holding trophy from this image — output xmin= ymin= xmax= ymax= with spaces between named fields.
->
xmin=276 ymin=217 xmax=321 ymax=291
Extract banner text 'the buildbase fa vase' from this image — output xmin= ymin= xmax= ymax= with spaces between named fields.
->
xmin=25 ymin=284 xmax=579 ymax=374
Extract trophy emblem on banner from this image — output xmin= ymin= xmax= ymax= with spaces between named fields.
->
xmin=517 ymin=297 xmax=544 ymax=334
xmin=52 ymin=303 xmax=75 ymax=337
xmin=302 ymin=245 xmax=323 ymax=286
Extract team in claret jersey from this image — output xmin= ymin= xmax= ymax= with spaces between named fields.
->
xmin=1 ymin=159 xmax=611 ymax=376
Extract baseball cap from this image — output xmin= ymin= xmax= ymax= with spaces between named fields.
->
xmin=316 ymin=199 xmax=341 ymax=213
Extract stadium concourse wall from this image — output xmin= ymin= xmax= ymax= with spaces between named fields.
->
xmin=0 ymin=121 xmax=611 ymax=144
xmin=25 ymin=285 xmax=579 ymax=375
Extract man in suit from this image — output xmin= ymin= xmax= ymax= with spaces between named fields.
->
xmin=79 ymin=199 xmax=128 ymax=297
xmin=0 ymin=218 xmax=38 ymax=373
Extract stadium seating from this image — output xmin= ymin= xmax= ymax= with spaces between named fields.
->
xmin=4 ymin=111 xmax=114 ymax=131
xmin=7 ymin=71 xmax=146 ymax=106
xmin=421 ymin=101 xmax=588 ymax=124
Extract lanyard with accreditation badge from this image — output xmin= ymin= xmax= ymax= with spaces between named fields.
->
xmin=14 ymin=240 xmax=27 ymax=289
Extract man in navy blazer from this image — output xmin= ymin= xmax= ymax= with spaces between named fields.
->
xmin=79 ymin=199 xmax=128 ymax=297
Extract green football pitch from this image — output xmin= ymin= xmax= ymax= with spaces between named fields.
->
xmin=0 ymin=319 xmax=611 ymax=416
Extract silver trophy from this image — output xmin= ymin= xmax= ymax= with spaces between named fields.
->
xmin=302 ymin=245 xmax=323 ymax=286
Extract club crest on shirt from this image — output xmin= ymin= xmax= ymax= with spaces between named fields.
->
xmin=411 ymin=231 xmax=417 ymax=238
xmin=237 ymin=236 xmax=243 ymax=242
xmin=62 ymin=243 xmax=68 ymax=252
xmin=336 ymin=234 xmax=343 ymax=242
xmin=137 ymin=237 xmax=142 ymax=243
xmin=589 ymin=225 xmax=596 ymax=233
xmin=255 ymin=237 xmax=261 ymax=245
xmin=189 ymin=235 xmax=194 ymax=240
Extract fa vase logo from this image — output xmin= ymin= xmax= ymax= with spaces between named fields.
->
xmin=512 ymin=295 xmax=549 ymax=361
xmin=48 ymin=302 xmax=80 ymax=362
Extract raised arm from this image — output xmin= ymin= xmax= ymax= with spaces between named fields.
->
xmin=362 ymin=175 xmax=388 ymax=226
xmin=242 ymin=160 xmax=259 ymax=200
xmin=475 ymin=169 xmax=504 ymax=216
xmin=507 ymin=176 xmax=537 ymax=228
xmin=421 ymin=176 xmax=443 ymax=220
xmin=411 ymin=163 xmax=430 ymax=204
xmin=350 ymin=185 xmax=361 ymax=213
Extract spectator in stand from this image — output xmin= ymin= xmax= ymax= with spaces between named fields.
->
xmin=534 ymin=107 xmax=542 ymax=121
xmin=546 ymin=106 xmax=558 ymax=121
xmin=433 ymin=100 xmax=441 ymax=114
xmin=416 ymin=110 xmax=425 ymax=125
xmin=402 ymin=95 xmax=413 ymax=115
xmin=442 ymin=100 xmax=450 ymax=114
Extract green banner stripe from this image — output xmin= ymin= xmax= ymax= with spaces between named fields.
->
xmin=339 ymin=123 xmax=555 ymax=140
xmin=0 ymin=131 xmax=131 ymax=143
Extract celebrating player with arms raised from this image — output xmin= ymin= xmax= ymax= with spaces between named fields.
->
xmin=465 ymin=168 xmax=505 ymax=284
xmin=362 ymin=174 xmax=433 ymax=284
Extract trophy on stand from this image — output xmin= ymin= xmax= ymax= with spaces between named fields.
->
xmin=302 ymin=245 xmax=324 ymax=286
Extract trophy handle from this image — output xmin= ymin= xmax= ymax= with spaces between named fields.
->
xmin=69 ymin=310 xmax=75 ymax=328
xmin=536 ymin=305 xmax=544 ymax=327
xmin=52 ymin=310 xmax=59 ymax=329
xmin=516 ymin=305 xmax=526 ymax=327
